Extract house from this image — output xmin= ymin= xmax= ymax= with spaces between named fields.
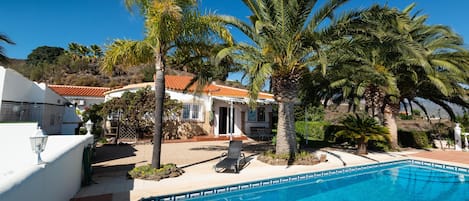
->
xmin=0 ymin=66 xmax=81 ymax=134
xmin=48 ymin=85 xmax=110 ymax=117
xmin=104 ymin=75 xmax=276 ymax=140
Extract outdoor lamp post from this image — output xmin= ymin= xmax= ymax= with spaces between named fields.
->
xmin=85 ymin=120 xmax=94 ymax=135
xmin=30 ymin=127 xmax=48 ymax=165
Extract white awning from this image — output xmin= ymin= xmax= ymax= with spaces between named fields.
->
xmin=211 ymin=96 xmax=276 ymax=105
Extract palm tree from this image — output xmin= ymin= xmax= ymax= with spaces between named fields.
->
xmin=312 ymin=4 xmax=419 ymax=149
xmin=320 ymin=4 xmax=469 ymax=149
xmin=216 ymin=0 xmax=350 ymax=157
xmin=90 ymin=45 xmax=103 ymax=59
xmin=397 ymin=5 xmax=469 ymax=120
xmin=102 ymin=0 xmax=232 ymax=169
xmin=335 ymin=114 xmax=390 ymax=155
xmin=0 ymin=33 xmax=15 ymax=63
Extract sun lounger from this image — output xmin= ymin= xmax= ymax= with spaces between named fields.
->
xmin=214 ymin=140 xmax=246 ymax=173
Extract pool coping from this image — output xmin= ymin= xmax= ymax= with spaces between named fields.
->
xmin=142 ymin=159 xmax=469 ymax=201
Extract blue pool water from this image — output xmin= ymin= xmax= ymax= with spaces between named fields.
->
xmin=144 ymin=160 xmax=469 ymax=201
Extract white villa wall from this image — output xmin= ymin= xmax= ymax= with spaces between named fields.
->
xmin=65 ymin=96 xmax=105 ymax=111
xmin=0 ymin=66 xmax=79 ymax=134
xmin=0 ymin=67 xmax=6 ymax=111
xmin=244 ymin=105 xmax=273 ymax=131
xmin=166 ymin=90 xmax=209 ymax=111
xmin=213 ymin=101 xmax=273 ymax=136
xmin=62 ymin=105 xmax=82 ymax=134
xmin=0 ymin=123 xmax=93 ymax=201
xmin=1 ymin=67 xmax=43 ymax=103
xmin=106 ymin=87 xmax=210 ymax=114
xmin=104 ymin=82 xmax=276 ymax=137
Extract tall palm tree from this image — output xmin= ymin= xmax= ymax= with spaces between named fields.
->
xmin=397 ymin=5 xmax=469 ymax=120
xmin=0 ymin=33 xmax=15 ymax=63
xmin=102 ymin=0 xmax=232 ymax=168
xmin=322 ymin=4 xmax=469 ymax=149
xmin=216 ymin=0 xmax=351 ymax=157
xmin=307 ymin=4 xmax=418 ymax=149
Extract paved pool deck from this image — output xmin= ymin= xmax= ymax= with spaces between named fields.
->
xmin=71 ymin=140 xmax=469 ymax=201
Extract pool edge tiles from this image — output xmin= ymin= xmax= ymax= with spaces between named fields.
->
xmin=410 ymin=159 xmax=469 ymax=174
xmin=140 ymin=159 xmax=469 ymax=201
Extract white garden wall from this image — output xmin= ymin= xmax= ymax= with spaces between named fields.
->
xmin=0 ymin=122 xmax=93 ymax=201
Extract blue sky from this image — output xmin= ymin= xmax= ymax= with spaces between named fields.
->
xmin=1 ymin=0 xmax=469 ymax=60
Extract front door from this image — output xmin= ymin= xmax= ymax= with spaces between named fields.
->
xmin=219 ymin=107 xmax=227 ymax=134
xmin=219 ymin=107 xmax=235 ymax=135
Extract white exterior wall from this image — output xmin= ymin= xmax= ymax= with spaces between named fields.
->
xmin=105 ymin=88 xmax=211 ymax=118
xmin=244 ymin=105 xmax=273 ymax=133
xmin=166 ymin=90 xmax=210 ymax=117
xmin=62 ymin=105 xmax=82 ymax=135
xmin=0 ymin=67 xmax=5 ymax=111
xmin=104 ymin=83 xmax=275 ymax=137
xmin=212 ymin=101 xmax=244 ymax=136
xmin=0 ymin=123 xmax=93 ymax=201
xmin=1 ymin=68 xmax=44 ymax=103
xmin=212 ymin=100 xmax=273 ymax=136
xmin=0 ymin=66 xmax=79 ymax=134
xmin=66 ymin=96 xmax=104 ymax=110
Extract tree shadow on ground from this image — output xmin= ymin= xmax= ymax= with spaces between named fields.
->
xmin=93 ymin=164 xmax=136 ymax=177
xmin=93 ymin=144 xmax=137 ymax=164
xmin=182 ymin=141 xmax=271 ymax=169
xmin=188 ymin=141 xmax=274 ymax=153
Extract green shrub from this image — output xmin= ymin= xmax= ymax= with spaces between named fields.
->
xmin=324 ymin=124 xmax=343 ymax=142
xmin=411 ymin=110 xmax=421 ymax=117
xmin=295 ymin=121 xmax=330 ymax=141
xmin=368 ymin=141 xmax=391 ymax=152
xmin=399 ymin=114 xmax=413 ymax=120
xmin=128 ymin=163 xmax=183 ymax=181
xmin=398 ymin=130 xmax=430 ymax=148
xmin=261 ymin=150 xmax=315 ymax=160
xmin=79 ymin=127 xmax=87 ymax=135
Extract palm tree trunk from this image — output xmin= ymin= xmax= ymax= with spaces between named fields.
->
xmin=272 ymin=73 xmax=300 ymax=157
xmin=276 ymin=101 xmax=297 ymax=156
xmin=356 ymin=137 xmax=368 ymax=155
xmin=152 ymin=51 xmax=165 ymax=169
xmin=383 ymin=104 xmax=399 ymax=150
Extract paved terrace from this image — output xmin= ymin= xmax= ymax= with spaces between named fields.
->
xmin=72 ymin=140 xmax=469 ymax=201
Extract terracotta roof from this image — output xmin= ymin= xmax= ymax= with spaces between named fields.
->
xmin=210 ymin=85 xmax=273 ymax=99
xmin=48 ymin=85 xmax=110 ymax=97
xmin=166 ymin=75 xmax=274 ymax=99
xmin=105 ymin=75 xmax=274 ymax=100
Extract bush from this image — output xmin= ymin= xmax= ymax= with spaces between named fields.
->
xmin=323 ymin=124 xmax=344 ymax=142
xmin=411 ymin=110 xmax=421 ymax=117
xmin=295 ymin=121 xmax=330 ymax=141
xmin=368 ymin=141 xmax=391 ymax=152
xmin=398 ymin=130 xmax=430 ymax=148
xmin=399 ymin=114 xmax=413 ymax=120
xmin=257 ymin=150 xmax=320 ymax=165
xmin=128 ymin=164 xmax=184 ymax=181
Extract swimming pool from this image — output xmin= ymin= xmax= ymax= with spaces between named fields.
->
xmin=142 ymin=160 xmax=469 ymax=201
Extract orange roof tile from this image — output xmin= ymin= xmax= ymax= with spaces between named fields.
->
xmin=49 ymin=85 xmax=110 ymax=97
xmin=210 ymin=85 xmax=273 ymax=99
xmin=105 ymin=75 xmax=274 ymax=100
xmin=165 ymin=75 xmax=274 ymax=99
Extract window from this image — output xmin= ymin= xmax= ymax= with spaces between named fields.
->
xmin=257 ymin=107 xmax=265 ymax=121
xmin=191 ymin=104 xmax=199 ymax=119
xmin=248 ymin=107 xmax=265 ymax=122
xmin=182 ymin=103 xmax=202 ymax=121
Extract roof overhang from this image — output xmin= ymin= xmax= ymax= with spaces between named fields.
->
xmin=212 ymin=96 xmax=276 ymax=105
